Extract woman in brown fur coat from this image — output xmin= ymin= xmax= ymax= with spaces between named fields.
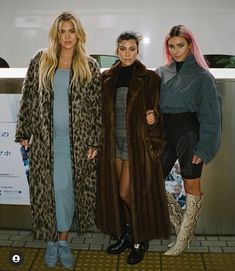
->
xmin=96 ymin=32 xmax=170 ymax=265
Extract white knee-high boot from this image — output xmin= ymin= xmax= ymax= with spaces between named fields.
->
xmin=166 ymin=192 xmax=184 ymax=248
xmin=166 ymin=192 xmax=184 ymax=234
xmin=164 ymin=193 xmax=203 ymax=256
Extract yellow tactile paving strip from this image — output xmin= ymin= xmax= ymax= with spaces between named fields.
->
xmin=162 ymin=253 xmax=205 ymax=271
xmin=119 ymin=251 xmax=161 ymax=271
xmin=0 ymin=247 xmax=38 ymax=271
xmin=0 ymin=247 xmax=235 ymax=271
xmin=203 ymin=253 xmax=235 ymax=271
xmin=75 ymin=251 xmax=118 ymax=271
xmin=31 ymin=249 xmax=78 ymax=270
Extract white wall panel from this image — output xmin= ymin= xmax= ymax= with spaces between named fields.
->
xmin=0 ymin=0 xmax=235 ymax=68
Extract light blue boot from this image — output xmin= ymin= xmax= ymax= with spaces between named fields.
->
xmin=44 ymin=241 xmax=58 ymax=268
xmin=58 ymin=240 xmax=74 ymax=268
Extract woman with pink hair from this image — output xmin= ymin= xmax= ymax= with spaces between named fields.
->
xmin=156 ymin=25 xmax=222 ymax=255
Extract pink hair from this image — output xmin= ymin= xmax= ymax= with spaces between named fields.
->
xmin=163 ymin=25 xmax=209 ymax=70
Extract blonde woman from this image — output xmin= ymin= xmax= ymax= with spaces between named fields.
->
xmin=15 ymin=11 xmax=102 ymax=268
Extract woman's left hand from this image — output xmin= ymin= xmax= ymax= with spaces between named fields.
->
xmin=192 ymin=155 xmax=203 ymax=164
xmin=87 ymin=148 xmax=98 ymax=160
xmin=146 ymin=110 xmax=155 ymax=125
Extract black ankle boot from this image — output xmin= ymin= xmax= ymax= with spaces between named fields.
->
xmin=127 ymin=240 xmax=149 ymax=265
xmin=106 ymin=224 xmax=131 ymax=254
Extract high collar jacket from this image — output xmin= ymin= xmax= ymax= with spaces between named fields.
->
xmin=157 ymin=55 xmax=222 ymax=163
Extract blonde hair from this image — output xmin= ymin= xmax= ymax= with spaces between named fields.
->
xmin=39 ymin=11 xmax=91 ymax=89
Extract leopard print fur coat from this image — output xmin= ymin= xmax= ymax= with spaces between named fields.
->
xmin=15 ymin=50 xmax=102 ymax=240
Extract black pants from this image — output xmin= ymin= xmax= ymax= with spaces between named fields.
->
xmin=161 ymin=112 xmax=203 ymax=179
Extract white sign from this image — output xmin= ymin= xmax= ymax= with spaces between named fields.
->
xmin=0 ymin=94 xmax=30 ymax=205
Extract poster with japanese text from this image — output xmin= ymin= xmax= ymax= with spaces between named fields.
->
xmin=0 ymin=94 xmax=30 ymax=205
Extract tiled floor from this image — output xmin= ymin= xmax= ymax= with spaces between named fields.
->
xmin=0 ymin=229 xmax=235 ymax=270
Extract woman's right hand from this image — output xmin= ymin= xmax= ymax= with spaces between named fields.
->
xmin=146 ymin=110 xmax=155 ymax=125
xmin=192 ymin=155 xmax=203 ymax=164
xmin=87 ymin=148 xmax=98 ymax=160
xmin=20 ymin=139 xmax=29 ymax=150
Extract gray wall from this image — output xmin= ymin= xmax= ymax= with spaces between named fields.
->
xmin=1 ymin=0 xmax=235 ymax=68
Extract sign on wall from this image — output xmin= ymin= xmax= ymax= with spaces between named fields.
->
xmin=0 ymin=94 xmax=30 ymax=205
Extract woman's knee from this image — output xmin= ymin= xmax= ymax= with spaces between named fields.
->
xmin=184 ymin=178 xmax=201 ymax=196
xmin=119 ymin=190 xmax=129 ymax=204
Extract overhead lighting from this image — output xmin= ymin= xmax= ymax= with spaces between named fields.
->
xmin=143 ymin=36 xmax=150 ymax=45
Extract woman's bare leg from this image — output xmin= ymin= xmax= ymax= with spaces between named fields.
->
xmin=115 ymin=159 xmax=131 ymax=223
xmin=58 ymin=231 xmax=69 ymax=241
xmin=184 ymin=178 xmax=202 ymax=196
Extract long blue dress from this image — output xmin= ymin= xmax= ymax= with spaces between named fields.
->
xmin=53 ymin=68 xmax=75 ymax=232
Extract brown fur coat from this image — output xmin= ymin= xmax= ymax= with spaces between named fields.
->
xmin=96 ymin=60 xmax=170 ymax=243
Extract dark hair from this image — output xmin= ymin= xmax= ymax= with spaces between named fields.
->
xmin=116 ymin=31 xmax=142 ymax=53
xmin=0 ymin=57 xmax=10 ymax=68
xmin=169 ymin=25 xmax=184 ymax=38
